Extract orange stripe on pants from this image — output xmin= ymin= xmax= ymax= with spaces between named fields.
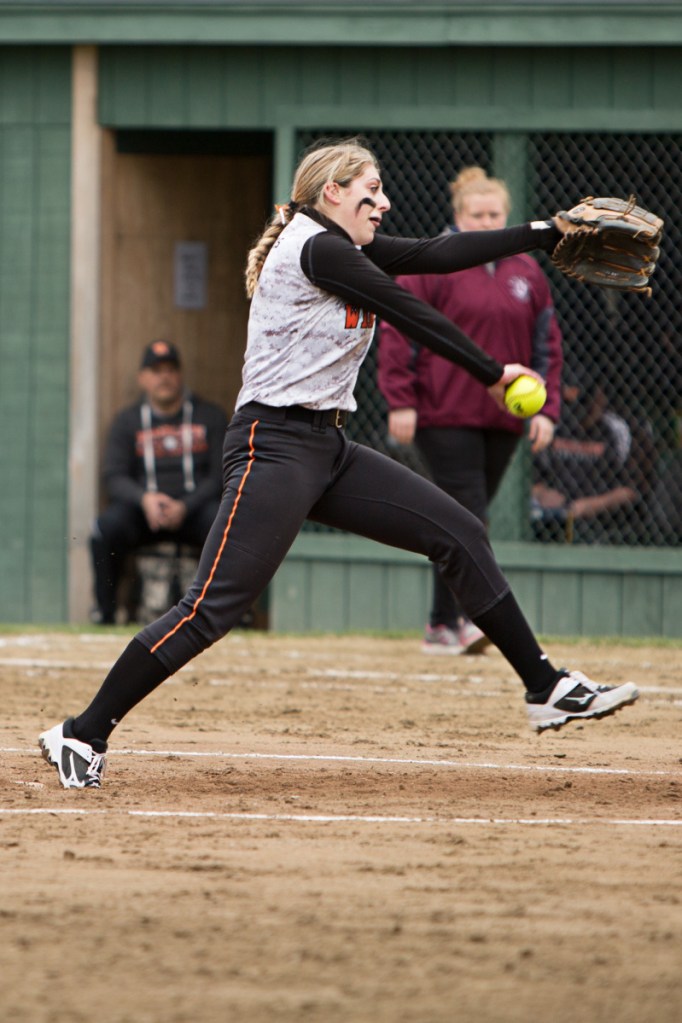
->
xmin=150 ymin=419 xmax=259 ymax=654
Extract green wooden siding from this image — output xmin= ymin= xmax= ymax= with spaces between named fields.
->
xmin=270 ymin=535 xmax=682 ymax=639
xmin=1 ymin=2 xmax=680 ymax=49
xmin=97 ymin=41 xmax=682 ymax=640
xmin=0 ymin=47 xmax=72 ymax=621
xmin=98 ymin=45 xmax=682 ymax=133
xmin=1 ymin=34 xmax=681 ymax=626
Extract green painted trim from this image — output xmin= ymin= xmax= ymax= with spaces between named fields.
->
xmin=492 ymin=134 xmax=528 ymax=219
xmin=272 ymin=104 xmax=682 ymax=134
xmin=1 ymin=4 xmax=682 ymax=46
xmin=488 ymin=134 xmax=531 ymax=543
xmin=493 ymin=541 xmax=682 ymax=575
xmin=273 ymin=125 xmax=297 ymax=206
xmin=286 ymin=532 xmax=682 ymax=575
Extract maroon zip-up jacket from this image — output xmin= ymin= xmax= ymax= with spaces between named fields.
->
xmin=377 ymin=243 xmax=563 ymax=434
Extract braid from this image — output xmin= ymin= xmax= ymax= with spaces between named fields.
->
xmin=245 ymin=210 xmax=290 ymax=299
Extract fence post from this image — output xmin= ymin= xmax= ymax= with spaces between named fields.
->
xmin=488 ymin=132 xmax=534 ymax=541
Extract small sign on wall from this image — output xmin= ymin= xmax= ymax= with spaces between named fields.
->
xmin=174 ymin=241 xmax=207 ymax=309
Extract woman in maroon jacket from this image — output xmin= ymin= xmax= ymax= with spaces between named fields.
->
xmin=378 ymin=167 xmax=564 ymax=655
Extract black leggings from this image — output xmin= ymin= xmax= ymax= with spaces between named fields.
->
xmin=416 ymin=426 xmax=520 ymax=628
xmin=74 ymin=404 xmax=558 ymax=741
xmin=139 ymin=405 xmax=513 ymax=672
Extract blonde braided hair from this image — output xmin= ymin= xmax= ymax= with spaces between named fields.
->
xmin=244 ymin=136 xmax=379 ymax=299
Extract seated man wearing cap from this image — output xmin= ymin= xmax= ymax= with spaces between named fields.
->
xmin=90 ymin=340 xmax=228 ymax=624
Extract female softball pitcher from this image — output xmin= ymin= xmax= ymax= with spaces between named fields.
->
xmin=40 ymin=138 xmax=638 ymax=788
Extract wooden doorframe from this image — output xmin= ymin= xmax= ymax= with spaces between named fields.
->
xmin=68 ymin=45 xmax=102 ymax=622
xmin=68 ymin=58 xmax=273 ymax=622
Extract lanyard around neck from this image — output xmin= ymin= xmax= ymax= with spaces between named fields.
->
xmin=140 ymin=399 xmax=196 ymax=494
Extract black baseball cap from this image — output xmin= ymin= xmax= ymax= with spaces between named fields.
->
xmin=140 ymin=340 xmax=181 ymax=369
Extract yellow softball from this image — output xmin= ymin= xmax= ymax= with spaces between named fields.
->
xmin=504 ymin=375 xmax=547 ymax=418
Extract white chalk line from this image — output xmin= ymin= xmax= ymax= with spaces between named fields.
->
xmin=3 ymin=655 xmax=682 ymax=714
xmin=0 ymin=656 xmax=485 ymax=689
xmin=0 ymin=806 xmax=680 ymax=827
xmin=2 ymin=654 xmax=680 ymax=695
xmin=0 ymin=657 xmax=113 ymax=671
xmin=3 ymin=745 xmax=680 ymax=778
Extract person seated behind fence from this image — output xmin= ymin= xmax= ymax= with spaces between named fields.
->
xmin=531 ymin=369 xmax=657 ymax=544
xmin=90 ymin=340 xmax=228 ymax=623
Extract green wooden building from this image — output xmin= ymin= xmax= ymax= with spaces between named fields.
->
xmin=1 ymin=1 xmax=681 ymax=635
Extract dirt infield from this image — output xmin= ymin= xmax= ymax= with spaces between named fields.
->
xmin=1 ymin=629 xmax=681 ymax=1023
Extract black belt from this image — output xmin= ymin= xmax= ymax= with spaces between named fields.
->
xmin=239 ymin=401 xmax=349 ymax=431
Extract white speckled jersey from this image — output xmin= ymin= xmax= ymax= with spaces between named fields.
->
xmin=237 ymin=213 xmax=376 ymax=412
xmin=236 ymin=209 xmax=561 ymax=413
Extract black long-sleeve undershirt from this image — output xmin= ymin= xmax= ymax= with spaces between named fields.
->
xmin=301 ymin=212 xmax=561 ymax=387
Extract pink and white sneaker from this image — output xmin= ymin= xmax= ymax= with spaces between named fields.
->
xmin=421 ymin=624 xmax=463 ymax=655
xmin=457 ymin=618 xmax=491 ymax=655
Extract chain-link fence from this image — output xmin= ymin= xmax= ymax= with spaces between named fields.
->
xmin=297 ymin=130 xmax=682 ymax=547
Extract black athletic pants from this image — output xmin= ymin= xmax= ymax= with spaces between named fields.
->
xmin=74 ymin=402 xmax=558 ymax=742
xmin=141 ymin=404 xmax=512 ymax=669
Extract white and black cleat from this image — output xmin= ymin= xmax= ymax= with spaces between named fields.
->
xmin=526 ymin=670 xmax=639 ymax=733
xmin=39 ymin=718 xmax=107 ymax=788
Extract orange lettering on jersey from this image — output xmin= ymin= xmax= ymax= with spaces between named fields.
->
xmin=345 ymin=305 xmax=361 ymax=328
xmin=345 ymin=305 xmax=375 ymax=329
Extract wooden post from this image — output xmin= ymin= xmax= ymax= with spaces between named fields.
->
xmin=273 ymin=125 xmax=297 ymax=207
xmin=488 ymin=132 xmax=533 ymax=542
xmin=68 ymin=46 xmax=102 ymax=621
